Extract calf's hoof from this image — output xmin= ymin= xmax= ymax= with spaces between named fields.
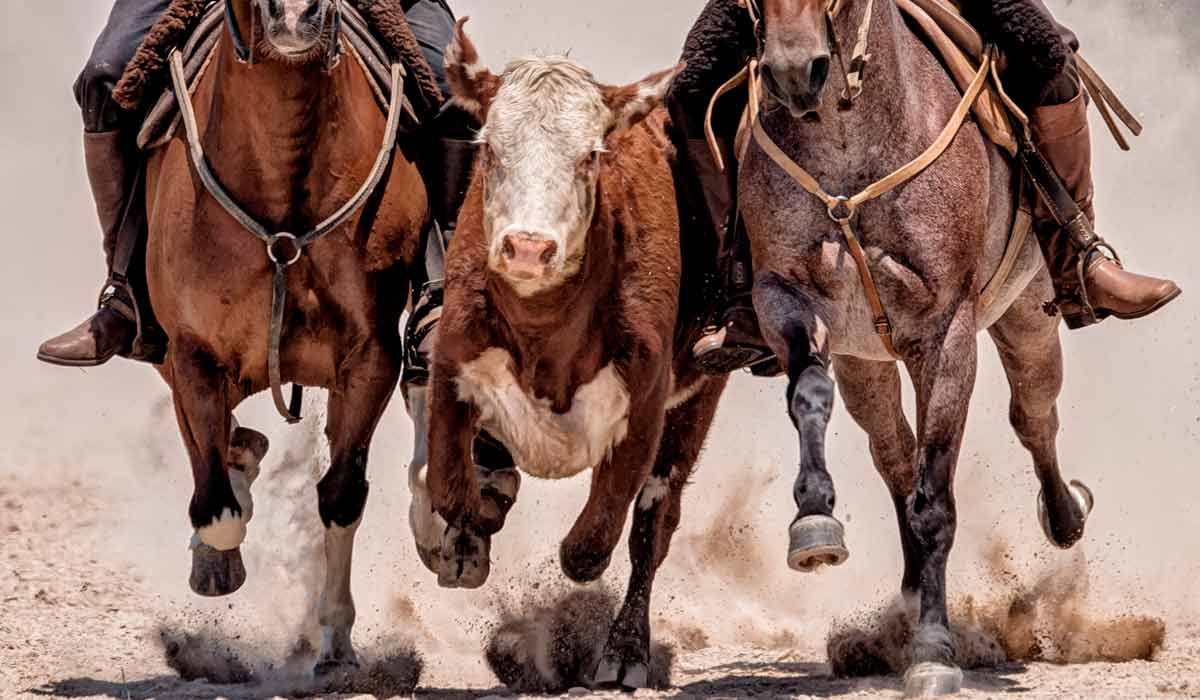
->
xmin=903 ymin=662 xmax=963 ymax=697
xmin=559 ymin=540 xmax=613 ymax=583
xmin=593 ymin=655 xmax=649 ymax=691
xmin=787 ymin=514 xmax=849 ymax=572
xmin=478 ymin=466 xmax=521 ymax=532
xmin=190 ymin=543 xmax=246 ymax=597
xmin=1037 ymin=479 xmax=1094 ymax=549
xmin=438 ymin=525 xmax=491 ymax=589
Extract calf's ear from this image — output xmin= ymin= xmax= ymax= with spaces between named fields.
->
xmin=445 ymin=18 xmax=500 ymax=121
xmin=601 ymin=62 xmax=685 ymax=134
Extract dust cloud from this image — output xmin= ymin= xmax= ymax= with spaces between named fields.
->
xmin=0 ymin=0 xmax=1197 ymax=696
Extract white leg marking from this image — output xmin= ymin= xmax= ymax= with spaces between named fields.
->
xmin=318 ymin=520 xmax=361 ymax=665
xmin=408 ymin=461 xmax=448 ymax=555
xmin=196 ymin=508 xmax=247 ymax=551
xmin=637 ymin=475 xmax=671 ymax=511
xmin=455 ymin=349 xmax=630 ymax=479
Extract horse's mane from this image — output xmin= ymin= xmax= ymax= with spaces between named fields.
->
xmin=112 ymin=0 xmax=444 ymax=120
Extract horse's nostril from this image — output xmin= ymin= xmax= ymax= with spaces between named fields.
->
xmin=303 ymin=1 xmax=321 ymax=20
xmin=502 ymin=237 xmax=516 ymax=260
xmin=266 ymin=0 xmax=283 ymax=19
xmin=809 ymin=55 xmax=831 ymax=93
xmin=761 ymin=63 xmax=782 ymax=96
xmin=539 ymin=242 xmax=558 ymax=265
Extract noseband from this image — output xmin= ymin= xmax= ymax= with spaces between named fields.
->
xmin=224 ymin=0 xmax=345 ymax=70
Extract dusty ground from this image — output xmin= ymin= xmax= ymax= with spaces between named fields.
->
xmin=3 ymin=458 xmax=1198 ymax=700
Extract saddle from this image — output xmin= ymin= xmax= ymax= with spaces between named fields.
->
xmin=119 ymin=0 xmax=439 ymax=151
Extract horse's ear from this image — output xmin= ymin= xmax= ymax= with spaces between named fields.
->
xmin=445 ymin=17 xmax=499 ymax=121
xmin=601 ymin=62 xmax=685 ymax=134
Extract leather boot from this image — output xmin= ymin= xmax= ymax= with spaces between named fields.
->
xmin=37 ymin=131 xmax=138 ymax=366
xmin=1030 ymin=85 xmax=1181 ymax=329
xmin=402 ymin=120 xmax=477 ymax=387
xmin=681 ymin=137 xmax=780 ymax=376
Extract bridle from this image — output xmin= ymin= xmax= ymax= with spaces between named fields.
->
xmin=224 ymin=0 xmax=345 ymax=71
xmin=723 ymin=0 xmax=998 ymax=359
xmin=169 ymin=3 xmax=406 ymax=422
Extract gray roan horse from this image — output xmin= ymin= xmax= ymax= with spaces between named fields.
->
xmin=736 ymin=0 xmax=1093 ymax=694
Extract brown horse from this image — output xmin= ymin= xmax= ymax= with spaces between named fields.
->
xmin=737 ymin=0 xmax=1093 ymax=694
xmin=145 ymin=0 xmax=426 ymax=674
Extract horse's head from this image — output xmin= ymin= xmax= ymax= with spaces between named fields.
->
xmin=250 ymin=0 xmax=337 ymax=61
xmin=445 ymin=19 xmax=681 ymax=295
xmin=757 ymin=0 xmax=833 ymax=115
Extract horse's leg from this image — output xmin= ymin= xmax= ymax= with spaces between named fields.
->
xmin=594 ymin=378 xmax=727 ymax=690
xmin=167 ymin=337 xmax=249 ymax=597
xmin=833 ymin=357 xmax=920 ymax=609
xmin=989 ymin=286 xmax=1093 ymax=549
xmin=313 ymin=345 xmax=401 ymax=676
xmin=753 ymin=273 xmax=847 ymax=572
xmin=901 ymin=303 xmax=977 ymax=697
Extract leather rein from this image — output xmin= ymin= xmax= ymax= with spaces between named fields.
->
xmin=168 ymin=22 xmax=407 ymax=422
xmin=723 ymin=0 xmax=996 ymax=359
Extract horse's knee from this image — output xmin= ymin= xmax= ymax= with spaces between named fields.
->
xmin=317 ymin=447 xmax=370 ymax=529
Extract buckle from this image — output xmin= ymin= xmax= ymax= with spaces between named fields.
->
xmin=873 ymin=318 xmax=892 ymax=335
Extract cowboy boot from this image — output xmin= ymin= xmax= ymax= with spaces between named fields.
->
xmin=1028 ymin=81 xmax=1181 ymax=329
xmin=402 ymin=114 xmax=476 ymax=387
xmin=37 ymin=131 xmax=138 ymax=366
xmin=680 ymin=136 xmax=780 ymax=376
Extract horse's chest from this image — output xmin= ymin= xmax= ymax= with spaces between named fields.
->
xmin=454 ymin=348 xmax=631 ymax=479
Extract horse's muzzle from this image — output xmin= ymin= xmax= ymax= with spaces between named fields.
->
xmin=260 ymin=0 xmax=327 ymax=57
xmin=761 ymin=53 xmax=831 ymax=115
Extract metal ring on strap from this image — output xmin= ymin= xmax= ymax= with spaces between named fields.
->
xmin=267 ymin=233 xmax=303 ymax=267
xmin=169 ymin=48 xmax=408 ymax=423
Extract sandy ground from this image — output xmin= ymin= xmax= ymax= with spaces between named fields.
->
xmin=3 ymin=1 xmax=1200 ymax=699
xmin=0 ymin=465 xmax=1195 ymax=700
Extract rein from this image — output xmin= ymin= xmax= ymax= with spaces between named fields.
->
xmin=728 ymin=0 xmax=996 ymax=359
xmin=168 ymin=47 xmax=406 ymax=422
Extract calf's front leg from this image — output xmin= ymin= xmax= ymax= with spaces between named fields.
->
xmin=427 ymin=363 xmax=492 ymax=589
xmin=559 ymin=367 xmax=670 ymax=584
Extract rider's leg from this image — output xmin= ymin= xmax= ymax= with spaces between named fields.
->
xmin=1027 ymin=55 xmax=1180 ymax=327
xmin=976 ymin=0 xmax=1182 ymax=328
xmin=399 ymin=0 xmax=479 ymax=386
xmin=37 ymin=0 xmax=170 ymax=366
xmin=667 ymin=0 xmax=779 ymax=376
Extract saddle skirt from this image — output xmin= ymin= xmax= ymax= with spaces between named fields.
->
xmin=135 ymin=2 xmax=420 ymax=151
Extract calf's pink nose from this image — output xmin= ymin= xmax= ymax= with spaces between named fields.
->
xmin=501 ymin=234 xmax=558 ymax=279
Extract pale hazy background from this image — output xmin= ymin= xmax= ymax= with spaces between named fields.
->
xmin=1 ymin=0 xmax=1198 ymax=686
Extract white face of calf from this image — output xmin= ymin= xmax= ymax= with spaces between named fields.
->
xmin=445 ymin=19 xmax=682 ymax=295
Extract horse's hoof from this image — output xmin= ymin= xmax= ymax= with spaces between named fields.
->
xmin=903 ymin=662 xmax=963 ymax=697
xmin=592 ymin=655 xmax=648 ymax=690
xmin=313 ymin=657 xmax=360 ymax=678
xmin=189 ymin=543 xmax=246 ymax=597
xmin=787 ymin=515 xmax=849 ymax=572
xmin=1037 ymin=479 xmax=1094 ymax=549
xmin=438 ymin=525 xmax=491 ymax=589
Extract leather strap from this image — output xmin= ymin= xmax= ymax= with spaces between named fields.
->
xmin=748 ymin=50 xmax=994 ymax=358
xmin=170 ymin=49 xmax=406 ymax=422
xmin=1075 ymin=54 xmax=1143 ymax=152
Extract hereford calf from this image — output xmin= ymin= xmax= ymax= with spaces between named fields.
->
xmin=418 ymin=19 xmax=728 ymax=688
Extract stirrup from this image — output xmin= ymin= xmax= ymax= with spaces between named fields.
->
xmin=1055 ymin=234 xmax=1121 ymax=330
xmin=693 ymin=325 xmax=779 ymax=376
xmin=103 ymin=278 xmax=166 ymax=364
xmin=402 ymin=280 xmax=443 ymax=386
